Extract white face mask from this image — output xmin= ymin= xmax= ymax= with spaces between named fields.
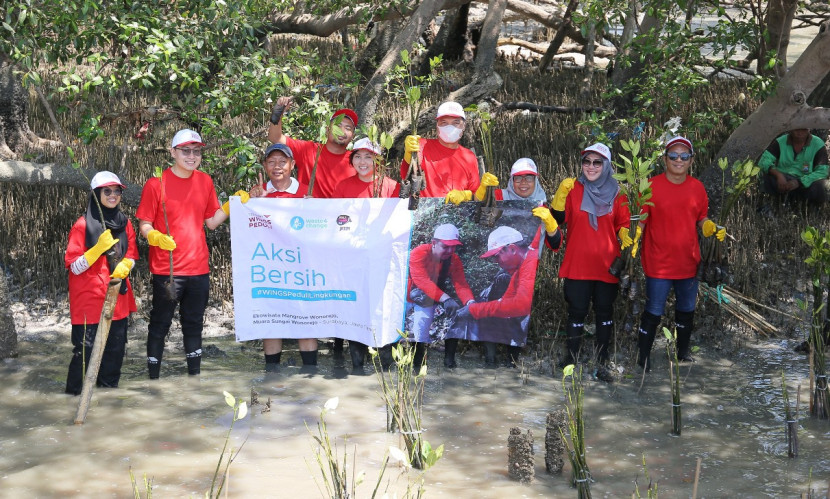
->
xmin=437 ymin=124 xmax=463 ymax=143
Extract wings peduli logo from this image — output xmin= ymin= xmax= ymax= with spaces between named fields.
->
xmin=290 ymin=216 xmax=328 ymax=230
xmin=248 ymin=214 xmax=273 ymax=229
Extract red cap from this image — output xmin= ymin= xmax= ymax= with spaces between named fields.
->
xmin=331 ymin=108 xmax=358 ymax=127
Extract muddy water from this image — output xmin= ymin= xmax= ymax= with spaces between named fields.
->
xmin=1 ymin=305 xmax=829 ymax=498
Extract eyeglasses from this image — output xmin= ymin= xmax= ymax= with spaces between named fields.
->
xmin=666 ymin=152 xmax=693 ymax=161
xmin=102 ymin=187 xmax=123 ymax=196
xmin=513 ymin=175 xmax=536 ymax=183
xmin=581 ymin=159 xmax=603 ymax=168
xmin=175 ymin=147 xmax=203 ymax=157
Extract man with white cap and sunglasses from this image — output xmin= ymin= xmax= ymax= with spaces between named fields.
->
xmin=136 ymin=128 xmax=247 ymax=379
xmin=401 ymin=101 xmax=497 ymax=199
xmin=406 ymin=223 xmax=475 ymax=369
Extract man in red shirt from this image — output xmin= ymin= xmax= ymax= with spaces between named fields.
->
xmin=136 ymin=129 xmax=246 ymax=378
xmin=267 ymin=96 xmax=357 ymax=199
xmin=407 ymin=223 xmax=475 ymax=368
xmin=637 ymin=136 xmax=727 ymax=371
xmin=401 ymin=101 xmax=485 ymax=198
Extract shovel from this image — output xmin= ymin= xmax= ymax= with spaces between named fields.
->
xmin=74 ymin=278 xmax=122 ymax=425
xmin=474 ymin=184 xmax=502 ymax=227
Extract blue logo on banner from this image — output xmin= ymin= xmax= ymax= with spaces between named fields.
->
xmin=290 ymin=216 xmax=305 ymax=230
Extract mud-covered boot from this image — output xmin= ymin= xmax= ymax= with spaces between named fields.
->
xmin=675 ymin=310 xmax=695 ymax=362
xmin=637 ymin=312 xmax=661 ymax=372
xmin=264 ymin=352 xmax=281 ymax=372
xmin=595 ymin=317 xmax=614 ymax=365
xmin=350 ymin=341 xmax=367 ymax=370
xmin=444 ymin=339 xmax=459 ymax=368
xmin=559 ymin=321 xmax=583 ymax=368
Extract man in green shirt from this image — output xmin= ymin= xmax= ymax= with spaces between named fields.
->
xmin=758 ymin=129 xmax=828 ymax=204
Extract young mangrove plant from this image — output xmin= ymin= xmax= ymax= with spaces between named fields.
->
xmin=781 ymin=370 xmax=799 ymax=458
xmin=664 ymin=327 xmax=682 ymax=436
xmin=360 ymin=124 xmax=396 ymax=198
xmin=632 ymin=454 xmax=658 ymax=498
xmin=385 ymin=47 xmax=442 ymax=209
xmin=465 ymin=103 xmax=502 ymax=226
xmin=801 ymin=226 xmax=830 ymax=420
xmin=369 ymin=341 xmax=444 ymax=470
xmin=208 ymin=391 xmax=249 ymax=498
xmin=560 ymin=364 xmax=591 ymax=498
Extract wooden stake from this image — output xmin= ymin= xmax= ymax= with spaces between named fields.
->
xmin=74 ymin=278 xmax=122 ymax=424
xmin=691 ymin=457 xmax=702 ymax=499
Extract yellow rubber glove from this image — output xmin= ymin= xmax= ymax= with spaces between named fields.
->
xmin=84 ymin=229 xmax=119 ymax=266
xmin=702 ymin=220 xmax=727 ymax=242
xmin=619 ymin=226 xmax=643 ymax=256
xmin=551 ymin=178 xmax=575 ymax=211
xmin=222 ymin=190 xmax=251 ymax=215
xmin=474 ymin=172 xmax=499 ymax=201
xmin=110 ymin=258 xmax=134 ymax=279
xmin=532 ymin=206 xmax=559 ymax=234
xmin=404 ymin=135 xmax=421 ymax=164
xmin=445 ymin=190 xmax=472 ymax=205
xmin=147 ymin=229 xmax=177 ymax=251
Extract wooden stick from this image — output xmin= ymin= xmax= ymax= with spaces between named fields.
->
xmin=723 ymin=285 xmax=801 ymax=320
xmin=74 ymin=278 xmax=122 ymax=424
xmin=692 ymin=457 xmax=702 ymax=498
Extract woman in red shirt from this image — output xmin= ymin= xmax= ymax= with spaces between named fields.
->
xmin=64 ymin=171 xmax=138 ymax=394
xmin=534 ymin=143 xmax=631 ymax=382
xmin=333 ymin=138 xmax=400 ymax=199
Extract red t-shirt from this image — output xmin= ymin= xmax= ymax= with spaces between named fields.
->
xmin=399 ymin=138 xmax=480 ymax=197
xmin=407 ymin=243 xmax=474 ymax=304
xmin=469 ymin=250 xmax=539 ymax=319
xmin=641 ymin=173 xmax=708 ymax=279
xmin=332 ymin=175 xmax=401 ymax=198
xmin=136 ymin=168 xmax=221 ymax=276
xmin=65 ymin=217 xmax=138 ymax=324
xmin=287 ymin=136 xmax=354 ymax=199
xmin=558 ymin=183 xmax=630 ymax=283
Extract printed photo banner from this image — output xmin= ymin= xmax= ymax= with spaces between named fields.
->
xmin=230 ymin=197 xmax=412 ymax=346
xmin=230 ymin=197 xmax=543 ymax=348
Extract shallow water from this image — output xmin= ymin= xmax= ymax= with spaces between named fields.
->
xmin=1 ymin=307 xmax=829 ymax=498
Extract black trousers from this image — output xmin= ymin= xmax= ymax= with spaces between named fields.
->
xmin=563 ymin=279 xmax=618 ymax=363
xmin=147 ymin=274 xmax=209 ymax=364
xmin=66 ymin=318 xmax=128 ymax=395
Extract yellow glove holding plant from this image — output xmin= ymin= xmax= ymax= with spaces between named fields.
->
xmin=619 ymin=225 xmax=643 ymax=257
xmin=147 ymin=229 xmax=176 ymax=251
xmin=532 ymin=206 xmax=559 ymax=234
xmin=551 ymin=178 xmax=575 ymax=211
xmin=702 ymin=220 xmax=726 ymax=242
xmin=404 ymin=135 xmax=421 ymax=164
xmin=110 ymin=258 xmax=134 ymax=279
xmin=84 ymin=229 xmax=119 ymax=266
xmin=474 ymin=172 xmax=499 ymax=201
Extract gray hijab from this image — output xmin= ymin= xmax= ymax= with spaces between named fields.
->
xmin=578 ymin=149 xmax=619 ymax=230
xmin=503 ymin=175 xmax=548 ymax=202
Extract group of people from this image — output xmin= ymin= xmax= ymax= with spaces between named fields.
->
xmin=69 ymin=96 xmax=829 ymax=392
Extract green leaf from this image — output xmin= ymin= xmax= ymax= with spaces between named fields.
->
xmin=562 ymin=364 xmax=575 ymax=378
xmin=662 ymin=327 xmax=673 ymax=340
xmin=223 ymin=391 xmax=235 ymax=408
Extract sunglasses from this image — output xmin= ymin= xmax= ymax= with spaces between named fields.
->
xmin=581 ymin=159 xmax=604 ymax=168
xmin=513 ymin=175 xmax=536 ymax=183
xmin=175 ymin=147 xmax=203 ymax=156
xmin=102 ymin=187 xmax=123 ymax=196
xmin=666 ymin=152 xmax=693 ymax=161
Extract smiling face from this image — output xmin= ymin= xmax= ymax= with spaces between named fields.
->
xmin=581 ymin=153 xmax=604 ymax=182
xmin=327 ymin=117 xmax=356 ymax=147
xmin=511 ymin=174 xmax=537 ymax=198
xmin=264 ymin=150 xmax=295 ymax=188
xmin=170 ymin=144 xmax=203 ymax=176
xmin=99 ymin=186 xmax=122 ymax=209
xmin=663 ymin=143 xmax=694 ymax=182
xmin=351 ymin=150 xmax=377 ymax=181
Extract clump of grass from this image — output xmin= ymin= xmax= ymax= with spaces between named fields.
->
xmin=370 ymin=341 xmax=443 ymax=470
xmin=663 ymin=327 xmax=682 ymax=436
xmin=560 ymin=364 xmax=591 ymax=497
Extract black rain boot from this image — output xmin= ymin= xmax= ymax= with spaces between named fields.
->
xmin=506 ymin=346 xmax=522 ymax=368
xmin=675 ymin=310 xmax=695 ymax=362
xmin=444 ymin=339 xmax=459 ymax=368
xmin=637 ymin=312 xmax=662 ymax=372
xmin=186 ymin=349 xmax=202 ymax=375
xmin=332 ymin=337 xmax=345 ymax=356
xmin=265 ymin=352 xmax=281 ymax=372
xmin=300 ymin=350 xmax=319 ymax=366
xmin=350 ymin=341 xmax=367 ymax=369
xmin=560 ymin=321 xmax=583 ymax=368
xmin=595 ymin=318 xmax=614 ymax=366
xmin=147 ymin=336 xmax=165 ymax=379
xmin=413 ymin=342 xmax=427 ymax=370
xmin=484 ymin=342 xmax=498 ymax=368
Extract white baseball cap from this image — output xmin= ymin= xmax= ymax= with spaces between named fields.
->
xmin=433 ymin=223 xmax=462 ymax=246
xmin=352 ymin=137 xmax=381 ymax=155
xmin=510 ymin=158 xmax=538 ymax=177
xmin=481 ymin=226 xmax=523 ymax=258
xmin=665 ymin=136 xmax=694 ymax=154
xmin=90 ymin=171 xmax=126 ymax=190
xmin=171 ymin=129 xmax=205 ymax=148
xmin=436 ymin=101 xmax=465 ymax=120
xmin=581 ymin=143 xmax=611 ymax=161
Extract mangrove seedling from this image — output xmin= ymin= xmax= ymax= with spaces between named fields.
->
xmin=560 ymin=364 xmax=592 ymax=498
xmin=663 ymin=327 xmax=682 ymax=436
xmin=359 ymin=124 xmax=396 ymax=198
xmin=781 ymin=370 xmax=799 ymax=458
xmin=466 ymin=103 xmax=502 ymax=226
xmin=801 ymin=226 xmax=830 ymax=419
xmin=208 ymin=391 xmax=249 ymax=498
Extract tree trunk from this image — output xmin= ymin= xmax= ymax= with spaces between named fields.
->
xmin=762 ymin=0 xmax=798 ymax=78
xmin=538 ymin=0 xmax=580 ymax=73
xmin=420 ymin=3 xmax=470 ymax=74
xmin=0 ymin=271 xmax=18 ymax=359
xmin=354 ymin=19 xmax=404 ymax=80
xmin=707 ymin=19 xmax=830 ymax=214
xmin=355 ymin=0 xmax=447 ymax=128
xmin=610 ymin=13 xmax=662 ymax=114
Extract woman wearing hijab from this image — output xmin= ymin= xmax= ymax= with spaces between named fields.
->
xmin=64 ymin=171 xmax=138 ymax=395
xmin=532 ymin=143 xmax=632 ymax=382
xmin=495 ymin=158 xmax=548 ymax=202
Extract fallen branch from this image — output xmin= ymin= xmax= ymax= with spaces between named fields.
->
xmin=489 ymin=97 xmax=603 ymax=114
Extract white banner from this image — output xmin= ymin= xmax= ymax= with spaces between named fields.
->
xmin=230 ymin=197 xmax=411 ymax=347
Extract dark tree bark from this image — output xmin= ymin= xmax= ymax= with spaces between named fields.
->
xmin=0 ymin=269 xmax=17 ymax=359
xmin=761 ymin=0 xmax=799 ymax=78
xmin=538 ymin=0 xmax=579 ymax=73
xmin=420 ymin=2 xmax=471 ymax=74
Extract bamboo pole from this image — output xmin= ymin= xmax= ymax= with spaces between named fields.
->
xmin=74 ymin=278 xmax=122 ymax=424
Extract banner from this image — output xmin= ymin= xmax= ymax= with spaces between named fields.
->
xmin=230 ymin=197 xmax=411 ymax=346
xmin=230 ymin=197 xmax=543 ymax=348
